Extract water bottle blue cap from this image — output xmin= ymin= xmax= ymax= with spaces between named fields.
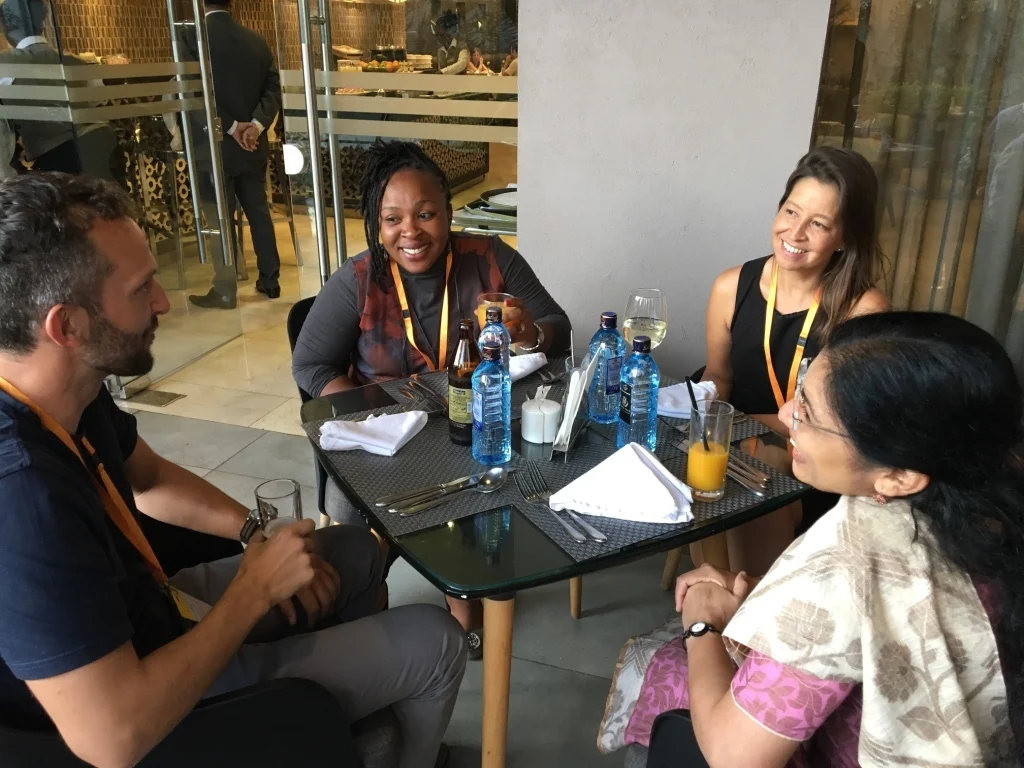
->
xmin=600 ymin=311 xmax=617 ymax=328
xmin=633 ymin=336 xmax=651 ymax=353
xmin=485 ymin=306 xmax=503 ymax=323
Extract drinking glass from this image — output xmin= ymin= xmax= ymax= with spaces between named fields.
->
xmin=475 ymin=291 xmax=516 ymax=332
xmin=623 ymin=289 xmax=669 ymax=348
xmin=687 ymin=401 xmax=735 ymax=502
xmin=255 ymin=479 xmax=304 ymax=536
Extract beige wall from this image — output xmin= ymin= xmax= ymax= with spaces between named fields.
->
xmin=517 ymin=0 xmax=831 ymax=374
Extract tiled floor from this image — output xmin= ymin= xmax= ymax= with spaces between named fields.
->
xmin=135 ymin=409 xmax=683 ymax=767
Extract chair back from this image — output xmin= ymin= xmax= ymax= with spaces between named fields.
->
xmin=287 ymin=296 xmax=316 ymax=403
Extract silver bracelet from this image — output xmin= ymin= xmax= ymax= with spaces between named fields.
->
xmin=517 ymin=322 xmax=545 ymax=353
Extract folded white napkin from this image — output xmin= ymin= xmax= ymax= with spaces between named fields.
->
xmin=658 ymin=381 xmax=718 ymax=418
xmin=509 ymin=352 xmax=548 ymax=383
xmin=549 ymin=442 xmax=693 ymax=524
xmin=319 ymin=411 xmax=428 ymax=456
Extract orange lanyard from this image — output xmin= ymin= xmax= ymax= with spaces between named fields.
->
xmin=0 ymin=376 xmax=167 ymax=583
xmin=390 ymin=250 xmax=454 ymax=371
xmin=763 ymin=261 xmax=821 ymax=409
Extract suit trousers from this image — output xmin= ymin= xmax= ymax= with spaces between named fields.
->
xmin=170 ymin=524 xmax=467 ymax=768
xmin=199 ymin=159 xmax=281 ymax=298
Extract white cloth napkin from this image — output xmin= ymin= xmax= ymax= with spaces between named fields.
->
xmin=509 ymin=352 xmax=548 ymax=383
xmin=658 ymin=380 xmax=718 ymax=418
xmin=549 ymin=442 xmax=693 ymax=524
xmin=319 ymin=411 xmax=428 ymax=456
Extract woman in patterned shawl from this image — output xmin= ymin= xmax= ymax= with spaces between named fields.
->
xmin=607 ymin=311 xmax=1023 ymax=767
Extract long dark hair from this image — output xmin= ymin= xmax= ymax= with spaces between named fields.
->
xmin=358 ymin=140 xmax=452 ymax=285
xmin=824 ymin=311 xmax=1024 ymax=758
xmin=779 ymin=146 xmax=884 ymax=339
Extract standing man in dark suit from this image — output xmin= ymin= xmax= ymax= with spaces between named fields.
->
xmin=184 ymin=0 xmax=282 ymax=310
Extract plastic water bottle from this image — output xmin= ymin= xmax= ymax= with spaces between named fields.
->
xmin=617 ymin=336 xmax=661 ymax=451
xmin=587 ymin=311 xmax=627 ymax=424
xmin=472 ymin=342 xmax=512 ymax=465
xmin=477 ymin=305 xmax=511 ymax=371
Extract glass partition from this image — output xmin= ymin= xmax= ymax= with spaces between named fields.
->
xmin=271 ymin=0 xmax=519 ymax=285
xmin=0 ymin=0 xmax=244 ymax=393
xmin=812 ymin=0 xmax=1024 ymax=375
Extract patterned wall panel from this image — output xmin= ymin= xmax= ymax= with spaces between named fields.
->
xmin=50 ymin=0 xmax=172 ymax=63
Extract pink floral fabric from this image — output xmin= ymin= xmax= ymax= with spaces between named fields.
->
xmin=732 ymin=650 xmax=856 ymax=740
xmin=624 ymin=643 xmax=862 ymax=765
xmin=624 ymin=639 xmax=690 ymax=746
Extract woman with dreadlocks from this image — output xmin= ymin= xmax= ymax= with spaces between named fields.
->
xmin=293 ymin=140 xmax=570 ymax=396
xmin=292 ymin=141 xmax=570 ymax=657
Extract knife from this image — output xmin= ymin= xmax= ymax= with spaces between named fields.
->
xmin=565 ymin=510 xmax=608 ymax=542
xmin=395 ymin=476 xmax=482 ymax=516
xmin=408 ymin=377 xmax=449 ymax=408
xmin=375 ymin=474 xmax=475 ymax=507
xmin=388 ymin=475 xmax=481 ymax=514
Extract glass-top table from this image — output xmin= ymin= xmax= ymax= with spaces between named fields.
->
xmin=301 ymin=376 xmax=809 ymax=768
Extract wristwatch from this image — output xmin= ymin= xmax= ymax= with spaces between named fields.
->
xmin=682 ymin=622 xmax=721 ymax=642
xmin=517 ymin=322 xmax=545 ymax=353
xmin=239 ymin=509 xmax=262 ymax=545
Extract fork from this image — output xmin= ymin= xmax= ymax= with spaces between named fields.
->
xmin=537 ymin=367 xmax=565 ymax=385
xmin=514 ymin=465 xmax=588 ymax=543
xmin=397 ymin=386 xmax=444 ymax=414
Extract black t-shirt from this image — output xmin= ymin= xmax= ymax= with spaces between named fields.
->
xmin=0 ymin=386 xmax=188 ymax=728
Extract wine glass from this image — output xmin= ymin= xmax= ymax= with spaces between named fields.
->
xmin=623 ymin=289 xmax=669 ymax=349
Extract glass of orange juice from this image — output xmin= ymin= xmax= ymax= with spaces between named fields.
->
xmin=475 ymin=292 xmax=516 ymax=332
xmin=687 ymin=401 xmax=735 ymax=502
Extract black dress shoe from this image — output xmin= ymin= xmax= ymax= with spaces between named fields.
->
xmin=188 ymin=290 xmax=237 ymax=309
xmin=255 ymin=280 xmax=281 ymax=299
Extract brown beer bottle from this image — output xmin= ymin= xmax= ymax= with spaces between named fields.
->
xmin=448 ymin=319 xmax=481 ymax=445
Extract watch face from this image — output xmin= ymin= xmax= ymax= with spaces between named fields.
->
xmin=689 ymin=622 xmax=708 ymax=635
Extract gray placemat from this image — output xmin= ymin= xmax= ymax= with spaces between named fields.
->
xmin=509 ymin=421 xmax=803 ymax=561
xmin=304 ymin=413 xmax=529 ymax=538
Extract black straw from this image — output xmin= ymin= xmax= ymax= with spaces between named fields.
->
xmin=685 ymin=376 xmax=711 ymax=451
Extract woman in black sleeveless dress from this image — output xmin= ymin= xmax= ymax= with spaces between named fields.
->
xmin=701 ymin=147 xmax=889 ymax=575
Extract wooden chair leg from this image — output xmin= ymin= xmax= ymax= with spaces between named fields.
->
xmin=569 ymin=576 xmax=582 ymax=619
xmin=700 ymin=534 xmax=730 ymax=570
xmin=661 ymin=547 xmax=684 ymax=591
xmin=689 ymin=542 xmax=704 ymax=568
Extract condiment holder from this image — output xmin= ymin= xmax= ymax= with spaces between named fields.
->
xmin=551 ymin=353 xmax=600 ymax=462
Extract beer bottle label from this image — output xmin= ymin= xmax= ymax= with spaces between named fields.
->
xmin=619 ymin=382 xmax=633 ymax=424
xmin=448 ymin=385 xmax=473 ymax=425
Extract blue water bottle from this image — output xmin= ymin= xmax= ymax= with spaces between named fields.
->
xmin=472 ymin=342 xmax=512 ymax=464
xmin=617 ymin=336 xmax=661 ymax=451
xmin=587 ymin=311 xmax=627 ymax=424
xmin=478 ymin=306 xmax=511 ymax=371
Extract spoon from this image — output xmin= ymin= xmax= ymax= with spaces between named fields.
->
xmin=397 ymin=467 xmax=509 ymax=517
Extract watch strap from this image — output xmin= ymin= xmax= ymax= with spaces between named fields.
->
xmin=239 ymin=509 xmax=262 ymax=544
xmin=682 ymin=622 xmax=721 ymax=641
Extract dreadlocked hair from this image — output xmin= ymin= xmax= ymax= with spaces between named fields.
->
xmin=358 ymin=140 xmax=452 ymax=285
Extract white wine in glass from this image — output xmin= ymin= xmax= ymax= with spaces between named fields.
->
xmin=623 ymin=289 xmax=669 ymax=348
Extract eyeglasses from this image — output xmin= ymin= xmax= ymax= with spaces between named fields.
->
xmin=791 ymin=358 xmax=849 ymax=439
